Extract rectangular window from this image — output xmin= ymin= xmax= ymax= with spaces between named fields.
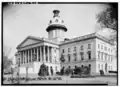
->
xmin=98 ymin=44 xmax=100 ymax=48
xmin=101 ymin=45 xmax=103 ymax=50
xmin=101 ymin=64 xmax=103 ymax=70
xmin=111 ymin=55 xmax=113 ymax=62
xmin=104 ymin=47 xmax=107 ymax=51
xmin=108 ymin=55 xmax=110 ymax=62
xmin=62 ymin=49 xmax=65 ymax=53
xmin=74 ymin=53 xmax=77 ymax=61
xmin=108 ymin=48 xmax=110 ymax=52
xmin=88 ymin=51 xmax=91 ymax=60
xmin=102 ymin=53 xmax=104 ymax=61
xmin=80 ymin=52 xmax=84 ymax=60
xmin=68 ymin=48 xmax=70 ymax=52
xmin=68 ymin=54 xmax=70 ymax=62
xmin=56 ymin=66 xmax=57 ymax=72
xmin=81 ymin=45 xmax=84 ymax=50
xmin=98 ymin=64 xmax=100 ymax=70
xmin=98 ymin=51 xmax=100 ymax=60
xmin=74 ymin=47 xmax=76 ymax=52
xmin=88 ymin=44 xmax=91 ymax=49
xmin=101 ymin=52 xmax=103 ymax=60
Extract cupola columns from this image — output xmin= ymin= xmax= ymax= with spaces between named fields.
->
xmin=46 ymin=10 xmax=67 ymax=42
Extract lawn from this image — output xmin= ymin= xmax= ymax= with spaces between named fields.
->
xmin=2 ymin=75 xmax=117 ymax=85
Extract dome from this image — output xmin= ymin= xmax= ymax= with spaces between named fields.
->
xmin=46 ymin=10 xmax=67 ymax=32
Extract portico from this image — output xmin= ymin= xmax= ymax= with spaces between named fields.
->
xmin=16 ymin=36 xmax=60 ymax=75
xmin=19 ymin=45 xmax=53 ymax=64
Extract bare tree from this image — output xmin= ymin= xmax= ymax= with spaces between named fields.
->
xmin=96 ymin=4 xmax=117 ymax=42
xmin=96 ymin=4 xmax=117 ymax=30
xmin=3 ymin=44 xmax=13 ymax=73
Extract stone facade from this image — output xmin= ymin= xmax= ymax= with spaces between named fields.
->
xmin=15 ymin=10 xmax=116 ymax=75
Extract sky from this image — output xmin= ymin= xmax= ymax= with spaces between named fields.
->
xmin=3 ymin=4 xmax=109 ymax=60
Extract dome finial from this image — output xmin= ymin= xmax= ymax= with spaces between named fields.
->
xmin=53 ymin=10 xmax=60 ymax=17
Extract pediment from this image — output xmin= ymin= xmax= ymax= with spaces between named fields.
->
xmin=17 ymin=36 xmax=43 ymax=49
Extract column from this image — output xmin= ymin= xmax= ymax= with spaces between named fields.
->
xmin=31 ymin=49 xmax=32 ymax=62
xmin=37 ymin=47 xmax=39 ymax=61
xmin=24 ymin=50 xmax=26 ymax=63
xmin=56 ymin=48 xmax=58 ymax=63
xmin=19 ymin=51 xmax=21 ymax=65
xmin=28 ymin=49 xmax=29 ymax=63
xmin=51 ymin=47 xmax=53 ymax=62
xmin=22 ymin=51 xmax=24 ymax=64
xmin=34 ymin=48 xmax=36 ymax=61
xmin=43 ymin=45 xmax=46 ymax=62
xmin=25 ymin=50 xmax=28 ymax=63
xmin=21 ymin=51 xmax=23 ymax=64
xmin=47 ymin=46 xmax=50 ymax=62
xmin=25 ymin=50 xmax=27 ymax=64
xmin=55 ymin=48 xmax=57 ymax=63
xmin=50 ymin=47 xmax=52 ymax=63
xmin=42 ymin=46 xmax=44 ymax=61
xmin=40 ymin=46 xmax=42 ymax=61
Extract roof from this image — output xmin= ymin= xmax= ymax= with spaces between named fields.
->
xmin=46 ymin=24 xmax=67 ymax=32
xmin=16 ymin=36 xmax=59 ymax=49
xmin=60 ymin=33 xmax=114 ymax=45
xmin=17 ymin=33 xmax=114 ymax=49
xmin=46 ymin=10 xmax=67 ymax=32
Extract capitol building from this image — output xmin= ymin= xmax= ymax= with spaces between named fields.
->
xmin=15 ymin=10 xmax=116 ymax=76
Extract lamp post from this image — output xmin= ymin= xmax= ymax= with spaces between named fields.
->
xmin=17 ymin=53 xmax=20 ymax=84
xmin=26 ymin=66 xmax=28 ymax=82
